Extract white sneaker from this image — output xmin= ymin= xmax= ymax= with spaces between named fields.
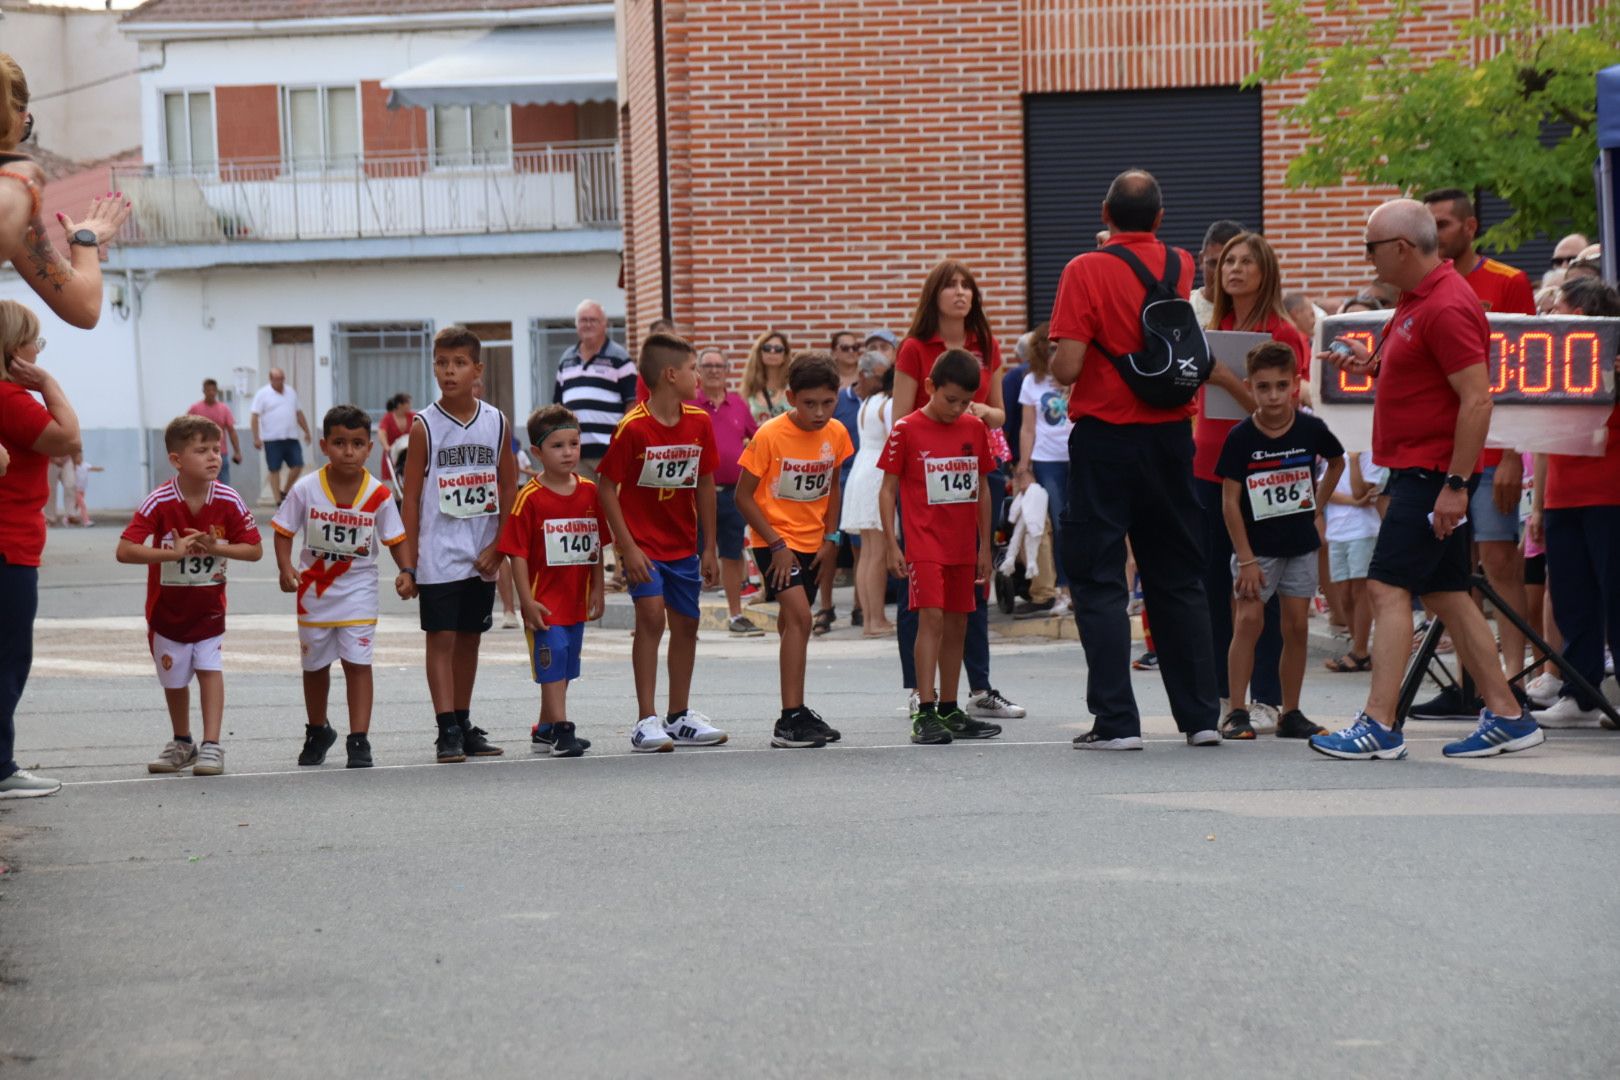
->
xmin=1531 ymin=696 xmax=1606 ymax=729
xmin=1250 ymin=703 xmax=1280 ymax=734
xmin=665 ymin=710 xmax=728 ymax=746
xmin=1187 ymin=729 xmax=1222 ymax=747
xmin=1524 ymin=673 xmax=1563 ymax=709
xmin=967 ymin=688 xmax=1026 ymax=719
xmin=0 ymin=768 xmax=63 ymax=799
xmin=630 ymin=715 xmax=674 ymax=753
xmin=908 ymin=690 xmax=920 ymax=714
xmin=1050 ymin=597 xmax=1072 ymax=617
xmin=192 ymin=742 xmax=225 ymax=776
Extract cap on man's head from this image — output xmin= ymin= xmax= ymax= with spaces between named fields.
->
xmin=864 ymin=329 xmax=898 ymax=348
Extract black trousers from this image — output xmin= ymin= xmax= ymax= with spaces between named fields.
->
xmin=0 ymin=560 xmax=39 ymax=781
xmin=1061 ymin=419 xmax=1219 ymax=737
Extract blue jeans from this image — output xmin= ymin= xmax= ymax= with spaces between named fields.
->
xmin=0 ymin=561 xmax=39 ymax=781
xmin=1545 ymin=505 xmax=1620 ymax=710
xmin=1195 ymin=478 xmax=1283 ymax=705
xmin=1032 ymin=459 xmax=1070 ymax=588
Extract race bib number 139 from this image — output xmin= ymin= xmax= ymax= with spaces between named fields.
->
xmin=161 ymin=552 xmax=227 ymax=587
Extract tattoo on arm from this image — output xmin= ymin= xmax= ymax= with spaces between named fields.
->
xmin=23 ymin=224 xmax=75 ymax=293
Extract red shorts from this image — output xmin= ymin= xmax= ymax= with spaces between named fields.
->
xmin=906 ymin=561 xmax=978 ymax=614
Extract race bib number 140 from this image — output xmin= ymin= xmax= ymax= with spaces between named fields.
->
xmin=543 ymin=518 xmax=600 ymax=566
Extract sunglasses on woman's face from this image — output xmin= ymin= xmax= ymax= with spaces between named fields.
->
xmin=761 ymin=344 xmax=785 ymax=354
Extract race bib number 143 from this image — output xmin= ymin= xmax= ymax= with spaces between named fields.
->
xmin=438 ymin=470 xmax=498 ymax=518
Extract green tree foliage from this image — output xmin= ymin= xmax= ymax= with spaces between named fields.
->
xmin=1247 ymin=0 xmax=1620 ymax=250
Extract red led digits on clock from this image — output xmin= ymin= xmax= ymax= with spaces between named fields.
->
xmin=1518 ymin=332 xmax=1554 ymax=394
xmin=1334 ymin=332 xmax=1376 ymax=394
xmin=1489 ymin=332 xmax=1513 ymax=393
xmin=1563 ymin=332 xmax=1601 ymax=395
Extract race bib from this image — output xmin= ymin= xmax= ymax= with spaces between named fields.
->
xmin=161 ymin=551 xmax=227 ymax=587
xmin=543 ymin=517 xmax=600 ymax=566
xmin=924 ymin=457 xmax=979 ymax=505
xmin=638 ymin=445 xmax=702 ymax=489
xmin=307 ymin=506 xmax=374 ymax=560
xmin=777 ymin=458 xmax=833 ymax=503
xmin=437 ymin=469 xmax=498 ymax=518
xmin=1246 ymin=467 xmax=1315 ymax=520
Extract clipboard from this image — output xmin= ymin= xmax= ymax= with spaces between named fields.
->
xmin=1202 ymin=330 xmax=1270 ymax=421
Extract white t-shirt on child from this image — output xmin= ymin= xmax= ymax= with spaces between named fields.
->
xmin=1324 ymin=451 xmax=1386 ymax=543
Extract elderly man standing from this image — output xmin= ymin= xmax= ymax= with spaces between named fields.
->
xmin=250 ymin=367 xmax=310 ymax=505
xmin=1311 ymin=198 xmax=1544 ymax=761
xmin=552 ymin=299 xmax=636 ymax=479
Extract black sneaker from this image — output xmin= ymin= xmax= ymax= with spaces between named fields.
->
xmin=345 ymin=733 xmax=373 ymax=768
xmin=1220 ymin=709 xmax=1256 ymax=740
xmin=1276 ymin=709 xmax=1326 ymax=739
xmin=939 ymin=707 xmax=1001 ymax=740
xmin=1408 ymin=685 xmax=1482 ymax=721
xmin=796 ymin=707 xmax=841 ymax=744
xmin=909 ymin=710 xmax=953 ymax=745
xmin=461 ymin=722 xmax=505 ymax=757
xmin=1013 ymin=598 xmax=1056 ymax=618
xmin=533 ymin=723 xmax=592 ymax=752
xmin=435 ymin=720 xmax=466 ymax=763
xmin=298 ymin=723 xmax=338 ymax=766
xmin=1132 ymin=651 xmax=1159 ymax=671
xmin=770 ymin=715 xmax=828 ymax=749
xmin=851 ymin=608 xmax=864 ymax=628
xmin=549 ymin=722 xmax=586 ymax=758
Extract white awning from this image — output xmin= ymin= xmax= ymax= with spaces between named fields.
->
xmin=383 ymin=24 xmax=616 ymax=109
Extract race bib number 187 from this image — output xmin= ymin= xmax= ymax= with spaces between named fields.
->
xmin=924 ymin=457 xmax=979 ymax=505
xmin=1246 ymin=467 xmax=1315 ymax=521
xmin=638 ymin=445 xmax=702 ymax=489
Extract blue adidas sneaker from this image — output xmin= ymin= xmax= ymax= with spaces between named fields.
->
xmin=1309 ymin=714 xmax=1407 ymax=760
xmin=1442 ymin=710 xmax=1546 ymax=758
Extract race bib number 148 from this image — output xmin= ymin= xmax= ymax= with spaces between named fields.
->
xmin=924 ymin=457 xmax=979 ymax=505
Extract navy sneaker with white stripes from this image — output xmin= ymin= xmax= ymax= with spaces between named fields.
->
xmin=1309 ymin=714 xmax=1407 ymax=761
xmin=1442 ymin=710 xmax=1545 ymax=758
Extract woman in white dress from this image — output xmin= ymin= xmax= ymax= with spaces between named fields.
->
xmin=840 ymin=356 xmax=895 ymax=636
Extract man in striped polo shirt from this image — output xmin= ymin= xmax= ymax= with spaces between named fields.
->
xmin=551 ymin=299 xmax=636 ymax=479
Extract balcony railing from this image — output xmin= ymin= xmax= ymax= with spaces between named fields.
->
xmin=110 ymin=140 xmax=619 ymax=246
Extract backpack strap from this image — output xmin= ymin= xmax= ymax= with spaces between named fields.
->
xmin=1100 ymin=242 xmax=1184 ymax=292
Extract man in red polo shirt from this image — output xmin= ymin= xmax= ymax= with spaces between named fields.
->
xmin=1311 ymin=198 xmax=1543 ymax=761
xmin=1048 ymin=169 xmax=1221 ymax=750
xmin=1405 ymin=189 xmax=1538 ymax=720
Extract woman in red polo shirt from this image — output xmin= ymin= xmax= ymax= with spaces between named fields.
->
xmin=0 ymin=300 xmax=83 ymax=798
xmin=888 ymin=260 xmax=1022 ymax=721
xmin=1529 ymin=277 xmax=1620 ymax=729
xmin=1199 ymin=234 xmax=1309 ymax=722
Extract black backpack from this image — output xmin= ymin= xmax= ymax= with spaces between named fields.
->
xmin=1090 ymin=244 xmax=1213 ymax=409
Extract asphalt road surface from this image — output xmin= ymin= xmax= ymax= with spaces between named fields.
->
xmin=3 ymin=523 xmax=1617 ymax=1079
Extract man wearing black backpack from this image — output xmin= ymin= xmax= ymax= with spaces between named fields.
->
xmin=1049 ymin=170 xmax=1222 ymax=750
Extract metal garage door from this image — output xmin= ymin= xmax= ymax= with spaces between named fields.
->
xmin=1024 ymin=88 xmax=1263 ymax=327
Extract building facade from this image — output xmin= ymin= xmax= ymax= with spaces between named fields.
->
xmin=616 ymin=0 xmax=1599 ymax=358
xmin=0 ymin=0 xmax=626 ymax=510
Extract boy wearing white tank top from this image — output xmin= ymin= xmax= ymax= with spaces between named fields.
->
xmin=398 ymin=327 xmax=518 ymax=763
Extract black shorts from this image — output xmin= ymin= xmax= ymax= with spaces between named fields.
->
xmin=1367 ymin=469 xmax=1477 ymax=596
xmin=1524 ymin=552 xmax=1546 ymax=587
xmin=418 ymin=577 xmax=496 ymax=634
xmin=751 ymin=547 xmax=820 ymax=602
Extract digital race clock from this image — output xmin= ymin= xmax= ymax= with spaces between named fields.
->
xmin=1312 ymin=313 xmax=1620 ymax=456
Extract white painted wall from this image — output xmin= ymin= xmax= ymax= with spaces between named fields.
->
xmin=2 ymin=7 xmax=143 ymax=162
xmin=0 ymin=252 xmax=623 ymax=510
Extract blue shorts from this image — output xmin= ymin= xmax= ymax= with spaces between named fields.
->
xmin=527 ymin=622 xmax=585 ymax=684
xmin=1468 ymin=465 xmax=1521 ymax=543
xmin=712 ymin=485 xmax=745 ymax=561
xmin=264 ymin=438 xmax=304 ymax=471
xmin=628 ymin=554 xmax=703 ymax=619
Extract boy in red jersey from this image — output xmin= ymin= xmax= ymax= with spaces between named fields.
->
xmin=117 ymin=415 xmax=263 ymax=776
xmin=271 ymin=405 xmax=409 ymax=769
xmin=498 ymin=404 xmax=610 ymax=758
xmin=596 ymin=333 xmax=726 ymax=752
xmin=879 ymin=349 xmax=1000 ymax=745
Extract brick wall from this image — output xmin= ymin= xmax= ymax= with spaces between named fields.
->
xmin=512 ymin=103 xmax=580 ymax=145
xmin=359 ymin=80 xmax=426 ymax=175
xmin=622 ymin=0 xmax=1603 ymax=344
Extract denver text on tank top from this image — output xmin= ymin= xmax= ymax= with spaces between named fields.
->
xmin=417 ymin=399 xmax=506 ymax=585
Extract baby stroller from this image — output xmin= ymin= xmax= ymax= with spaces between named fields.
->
xmin=993 ymin=486 xmax=1032 ymax=615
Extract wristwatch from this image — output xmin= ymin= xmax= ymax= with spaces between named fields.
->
xmin=1443 ymin=473 xmax=1467 ymax=492
xmin=400 ymin=567 xmax=417 ymax=579
xmin=824 ymin=531 xmax=843 ymax=545
xmin=67 ymin=229 xmax=100 ymax=248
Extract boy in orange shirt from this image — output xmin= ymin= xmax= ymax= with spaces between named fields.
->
xmin=498 ymin=404 xmax=610 ymax=758
xmin=735 ymin=351 xmax=854 ymax=748
xmin=879 ymin=350 xmax=999 ymax=745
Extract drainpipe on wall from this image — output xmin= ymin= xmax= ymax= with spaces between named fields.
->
xmin=126 ymin=268 xmax=152 ymax=493
xmin=652 ymin=0 xmax=673 ymax=322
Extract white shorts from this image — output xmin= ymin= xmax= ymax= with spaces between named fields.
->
xmin=298 ymin=624 xmax=375 ymax=671
xmin=151 ymin=632 xmax=223 ymax=690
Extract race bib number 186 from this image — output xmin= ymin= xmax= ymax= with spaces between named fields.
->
xmin=1246 ymin=467 xmax=1315 ymax=520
